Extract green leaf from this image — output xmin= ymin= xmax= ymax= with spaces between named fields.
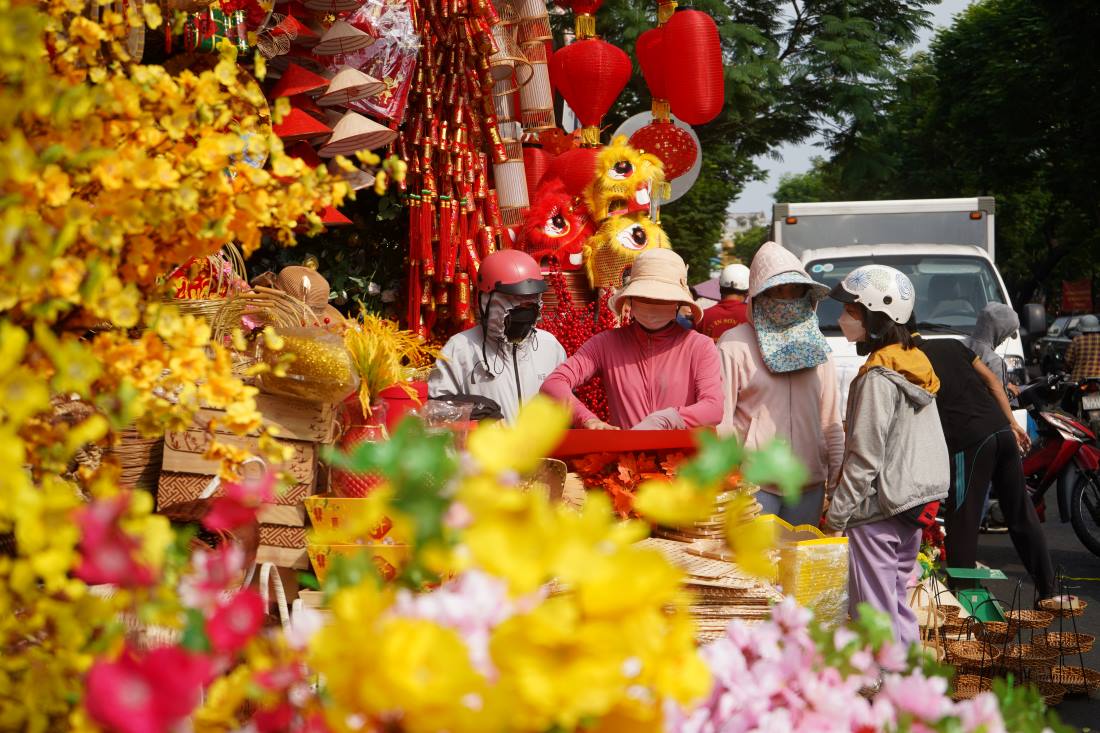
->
xmin=677 ymin=431 xmax=743 ymax=488
xmin=741 ymin=439 xmax=809 ymax=505
xmin=180 ymin=608 xmax=211 ymax=654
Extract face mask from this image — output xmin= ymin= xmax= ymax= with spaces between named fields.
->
xmin=503 ymin=303 xmax=539 ymax=343
xmin=631 ymin=301 xmax=678 ymax=330
xmin=838 ymin=310 xmax=867 ymax=343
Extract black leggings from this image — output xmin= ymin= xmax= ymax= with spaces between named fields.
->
xmin=944 ymin=428 xmax=1056 ymax=599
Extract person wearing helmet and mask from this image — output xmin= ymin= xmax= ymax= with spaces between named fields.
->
xmin=965 ymin=303 xmax=1021 ymax=394
xmin=428 ymin=250 xmax=566 ymax=423
xmin=716 ymin=242 xmax=845 ymax=526
xmin=823 ymin=265 xmax=949 ymax=648
xmin=697 ymin=263 xmax=750 ymax=341
xmin=540 ymin=249 xmax=724 ymax=430
xmin=1066 ymin=314 xmax=1100 ymax=381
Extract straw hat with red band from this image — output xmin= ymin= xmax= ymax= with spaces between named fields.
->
xmin=318 ymin=112 xmax=396 ymax=157
xmin=318 ymin=67 xmax=385 ymax=107
xmin=269 ymin=63 xmax=329 ymax=98
xmin=609 ymin=248 xmax=702 ymax=322
xmin=273 ymin=107 xmax=333 ymax=142
xmin=313 ymin=20 xmax=374 ymax=56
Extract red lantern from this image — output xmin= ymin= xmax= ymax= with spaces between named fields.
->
xmin=523 ymin=143 xmax=551 ymax=193
xmin=635 ymin=27 xmax=667 ymax=101
xmin=554 ymin=0 xmax=603 ymax=12
xmin=543 ymin=147 xmax=598 ymax=198
xmin=663 ymin=10 xmax=724 ymax=126
xmin=628 ymin=122 xmax=697 ymax=180
xmin=551 ymin=39 xmax=631 ymax=144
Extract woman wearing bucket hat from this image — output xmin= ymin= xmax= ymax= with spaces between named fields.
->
xmin=540 ymin=249 xmax=723 ymax=430
xmin=823 ymin=264 xmax=949 ymax=647
xmin=716 ymin=242 xmax=845 ymax=526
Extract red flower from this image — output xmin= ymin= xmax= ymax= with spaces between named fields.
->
xmin=74 ymin=494 xmax=155 ymax=588
xmin=84 ymin=645 xmax=211 ymax=733
xmin=203 ymin=471 xmax=277 ymax=532
xmin=206 ymin=589 xmax=266 ymax=654
xmin=253 ymin=702 xmax=296 ymax=732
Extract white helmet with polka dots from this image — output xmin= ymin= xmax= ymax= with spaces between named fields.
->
xmin=829 ymin=264 xmax=915 ymax=324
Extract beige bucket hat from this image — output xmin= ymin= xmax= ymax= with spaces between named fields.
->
xmin=609 ymin=248 xmax=702 ymax=322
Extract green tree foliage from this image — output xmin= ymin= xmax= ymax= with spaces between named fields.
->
xmin=804 ymin=0 xmax=1100 ymax=307
xmin=585 ymin=0 xmax=938 ymax=277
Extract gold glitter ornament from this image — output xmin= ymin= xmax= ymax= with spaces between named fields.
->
xmin=257 ymin=327 xmax=359 ymax=403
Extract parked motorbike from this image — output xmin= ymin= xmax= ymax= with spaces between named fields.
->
xmin=1074 ymin=377 xmax=1100 ymax=437
xmin=1014 ymin=374 xmax=1100 ymax=557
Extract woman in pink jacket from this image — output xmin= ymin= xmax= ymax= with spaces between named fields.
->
xmin=717 ymin=241 xmax=845 ymax=525
xmin=541 ymin=249 xmax=724 ymax=430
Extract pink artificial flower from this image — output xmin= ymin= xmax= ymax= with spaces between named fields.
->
xmin=203 ymin=471 xmax=277 ymax=532
xmin=180 ymin=544 xmax=246 ymax=611
xmin=74 ymin=494 xmax=155 ymax=588
xmin=206 ymin=589 xmax=266 ymax=654
xmin=875 ymin=640 xmax=910 ymax=673
xmin=84 ymin=645 xmax=211 ymax=733
xmin=880 ymin=670 xmax=952 ymax=722
xmin=956 ymin=692 xmax=1007 ymax=733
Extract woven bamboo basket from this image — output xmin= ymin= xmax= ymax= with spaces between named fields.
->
xmin=951 ymin=673 xmax=993 ymax=701
xmin=1038 ymin=596 xmax=1088 ymax=619
xmin=1034 ymin=631 xmax=1096 ymax=655
xmin=1004 ymin=609 xmax=1054 ymax=630
xmin=108 ymin=426 xmax=164 ymax=492
xmin=1001 ymin=641 xmax=1058 ymax=672
xmin=1043 ymin=665 xmax=1100 ymax=694
xmin=946 ymin=639 xmax=1002 ymax=668
xmin=976 ymin=620 xmax=1017 ymax=645
xmin=1035 ymin=681 xmax=1066 ymax=706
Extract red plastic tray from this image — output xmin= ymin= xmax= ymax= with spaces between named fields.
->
xmin=548 ymin=428 xmax=714 ymax=458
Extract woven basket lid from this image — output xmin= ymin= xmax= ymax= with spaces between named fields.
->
xmin=318 ymin=66 xmax=385 ymax=107
xmin=269 ymin=63 xmax=329 ymax=98
xmin=302 ymin=0 xmax=365 ymax=12
xmin=318 ymin=111 xmax=396 ymax=157
xmin=327 ymin=159 xmax=376 ymax=191
xmin=272 ymin=107 xmax=333 ymax=142
xmin=313 ymin=21 xmax=374 ymax=56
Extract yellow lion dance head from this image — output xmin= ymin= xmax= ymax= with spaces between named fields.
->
xmin=583 ymin=212 xmax=671 ymax=288
xmin=584 ymin=135 xmax=665 ymax=223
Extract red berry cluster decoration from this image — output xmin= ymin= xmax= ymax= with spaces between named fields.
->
xmin=541 ymin=268 xmax=617 ymax=422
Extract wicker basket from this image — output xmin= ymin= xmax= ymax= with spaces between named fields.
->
xmin=1035 ymin=681 xmax=1066 ymax=706
xmin=1004 ymin=609 xmax=1054 ymax=630
xmin=951 ymin=673 xmax=993 ymax=701
xmin=1035 ymin=631 xmax=1096 ymax=655
xmin=108 ymin=427 xmax=165 ymax=492
xmin=1002 ymin=642 xmax=1058 ymax=672
xmin=1044 ymin=665 xmax=1100 ymax=694
xmin=976 ymin=620 xmax=1017 ymax=645
xmin=1038 ymin=596 xmax=1088 ymax=619
xmin=946 ymin=640 xmax=1003 ymax=668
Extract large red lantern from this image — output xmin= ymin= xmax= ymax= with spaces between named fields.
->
xmin=543 ymin=147 xmax=599 ymax=198
xmin=635 ymin=27 xmax=667 ymax=101
xmin=663 ymin=10 xmax=724 ymax=126
xmin=551 ymin=39 xmax=631 ymax=146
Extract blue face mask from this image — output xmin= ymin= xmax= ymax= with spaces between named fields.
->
xmin=752 ymin=294 xmax=831 ymax=373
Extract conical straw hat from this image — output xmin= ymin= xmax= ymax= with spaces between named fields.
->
xmin=286 ymin=140 xmax=323 ymax=168
xmin=289 ymin=93 xmax=326 ymax=120
xmin=269 ymin=63 xmax=329 ymax=98
xmin=313 ymin=21 xmax=374 ymax=56
xmin=318 ymin=111 xmax=396 ymax=157
xmin=273 ymin=108 xmax=333 ymax=142
xmin=303 ymin=0 xmax=365 ymax=12
xmin=327 ymin=159 xmax=375 ymax=190
xmin=318 ymin=66 xmax=385 ymax=107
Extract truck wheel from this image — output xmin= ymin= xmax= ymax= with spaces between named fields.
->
xmin=1069 ymin=472 xmax=1100 ymax=558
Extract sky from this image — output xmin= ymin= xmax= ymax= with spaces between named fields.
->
xmin=729 ymin=0 xmax=976 ymax=215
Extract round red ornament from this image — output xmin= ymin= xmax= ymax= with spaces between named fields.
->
xmin=628 ymin=121 xmax=698 ymax=180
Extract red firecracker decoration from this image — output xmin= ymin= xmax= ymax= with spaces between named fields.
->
xmin=550 ymin=39 xmax=631 ymax=146
xmin=663 ymin=10 xmax=724 ymax=126
xmin=628 ymin=122 xmax=697 ymax=180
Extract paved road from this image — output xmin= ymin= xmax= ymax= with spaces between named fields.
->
xmin=976 ymin=510 xmax=1100 ymax=730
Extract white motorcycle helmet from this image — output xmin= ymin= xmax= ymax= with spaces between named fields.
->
xmin=719 ymin=263 xmax=750 ymax=292
xmin=829 ymin=264 xmax=915 ymax=324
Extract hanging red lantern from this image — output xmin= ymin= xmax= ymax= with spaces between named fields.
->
xmin=628 ymin=121 xmax=698 ymax=181
xmin=663 ymin=10 xmax=724 ymax=126
xmin=635 ymin=27 xmax=667 ymax=101
xmin=550 ymin=39 xmax=631 ymax=146
xmin=543 ymin=147 xmax=599 ymax=198
xmin=555 ymin=0 xmax=603 ymax=37
xmin=523 ymin=142 xmax=551 ymax=193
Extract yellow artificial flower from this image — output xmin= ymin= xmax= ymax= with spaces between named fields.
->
xmin=466 ymin=396 xmax=569 ymax=477
xmin=633 ymin=476 xmax=718 ymax=527
xmin=724 ymin=493 xmax=776 ymax=579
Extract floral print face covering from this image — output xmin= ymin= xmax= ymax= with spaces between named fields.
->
xmin=752 ymin=295 xmax=831 ymax=373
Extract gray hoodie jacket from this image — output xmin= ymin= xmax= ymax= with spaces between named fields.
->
xmin=964 ymin=303 xmax=1019 ymax=387
xmin=823 ymin=366 xmax=949 ymax=531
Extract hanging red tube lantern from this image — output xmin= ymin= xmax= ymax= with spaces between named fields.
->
xmin=662 ymin=10 xmax=724 ymax=126
xmin=522 ymin=142 xmax=551 ymax=194
xmin=550 ymin=39 xmax=631 ymax=146
xmin=635 ymin=27 xmax=667 ymax=102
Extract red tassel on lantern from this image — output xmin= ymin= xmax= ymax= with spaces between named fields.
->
xmin=663 ymin=10 xmax=724 ymax=126
xmin=550 ymin=39 xmax=631 ymax=145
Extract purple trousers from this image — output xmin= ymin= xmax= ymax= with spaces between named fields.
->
xmin=847 ymin=516 xmax=921 ymax=648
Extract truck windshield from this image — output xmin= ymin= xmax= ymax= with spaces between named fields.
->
xmin=807 ymin=255 xmax=1006 ymax=335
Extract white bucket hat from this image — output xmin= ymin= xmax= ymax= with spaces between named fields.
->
xmin=609 ymin=248 xmax=702 ymax=322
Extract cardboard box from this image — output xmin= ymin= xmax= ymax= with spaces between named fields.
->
xmin=256 ymin=524 xmax=308 ymax=570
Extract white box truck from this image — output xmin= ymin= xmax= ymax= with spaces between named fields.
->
xmin=772 ymin=197 xmax=1045 ymax=423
